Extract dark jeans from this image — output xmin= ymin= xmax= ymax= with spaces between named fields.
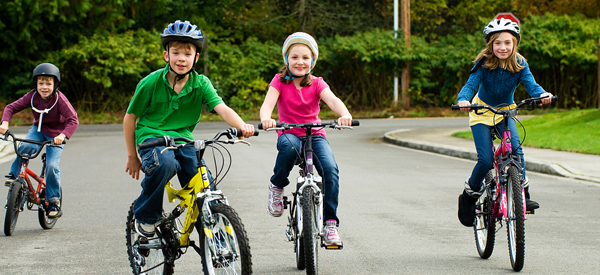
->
xmin=271 ymin=134 xmax=340 ymax=224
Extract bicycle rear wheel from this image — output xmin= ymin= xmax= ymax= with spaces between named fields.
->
xmin=199 ymin=202 xmax=252 ymax=275
xmin=38 ymin=187 xmax=62 ymax=229
xmin=4 ymin=179 xmax=25 ymax=236
xmin=125 ymin=201 xmax=174 ymax=275
xmin=506 ymin=166 xmax=525 ymax=271
xmin=302 ymin=187 xmax=319 ymax=275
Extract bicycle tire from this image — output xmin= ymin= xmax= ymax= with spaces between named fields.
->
xmin=199 ymin=202 xmax=252 ymax=275
xmin=125 ymin=201 xmax=174 ymax=275
xmin=4 ymin=179 xmax=25 ymax=236
xmin=38 ymin=187 xmax=62 ymax=229
xmin=506 ymin=166 xmax=525 ymax=271
xmin=302 ymin=187 xmax=319 ymax=275
xmin=474 ymin=171 xmax=496 ymax=259
xmin=296 ymin=234 xmax=306 ymax=270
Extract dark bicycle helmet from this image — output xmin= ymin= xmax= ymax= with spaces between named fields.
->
xmin=32 ymin=63 xmax=61 ymax=92
xmin=483 ymin=18 xmax=521 ymax=45
xmin=160 ymin=20 xmax=204 ymax=51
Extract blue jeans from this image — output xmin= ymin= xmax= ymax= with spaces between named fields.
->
xmin=133 ymin=139 xmax=200 ymax=224
xmin=469 ymin=118 xmax=526 ymax=192
xmin=10 ymin=125 xmax=63 ymax=201
xmin=271 ymin=134 xmax=340 ymax=224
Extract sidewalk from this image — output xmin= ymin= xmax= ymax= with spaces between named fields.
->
xmin=383 ymin=128 xmax=600 ymax=184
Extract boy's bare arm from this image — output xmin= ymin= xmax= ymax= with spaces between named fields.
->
xmin=124 ymin=113 xmax=142 ymax=180
xmin=320 ymin=88 xmax=352 ymax=126
xmin=213 ymin=103 xmax=255 ymax=138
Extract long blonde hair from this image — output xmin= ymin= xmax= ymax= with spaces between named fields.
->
xmin=474 ymin=32 xmax=524 ymax=73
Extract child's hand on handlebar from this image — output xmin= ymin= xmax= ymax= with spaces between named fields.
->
xmin=54 ymin=133 xmax=66 ymax=145
xmin=260 ymin=118 xmax=277 ymax=130
xmin=539 ymin=93 xmax=554 ymax=105
xmin=0 ymin=121 xmax=9 ymax=135
xmin=457 ymin=100 xmax=471 ymax=112
xmin=240 ymin=124 xmax=256 ymax=138
xmin=337 ymin=116 xmax=352 ymax=127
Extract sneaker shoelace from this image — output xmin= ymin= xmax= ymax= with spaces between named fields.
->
xmin=270 ymin=186 xmax=283 ymax=205
xmin=325 ymin=225 xmax=339 ymax=239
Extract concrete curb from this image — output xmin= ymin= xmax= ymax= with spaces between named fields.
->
xmin=383 ymin=130 xmax=600 ymax=184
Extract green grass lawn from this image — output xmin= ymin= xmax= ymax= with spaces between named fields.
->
xmin=451 ymin=109 xmax=600 ymax=155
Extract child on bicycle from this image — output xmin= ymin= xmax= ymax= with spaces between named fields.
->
xmin=260 ymin=32 xmax=352 ymax=246
xmin=456 ymin=18 xmax=553 ymax=226
xmin=1 ymin=62 xmax=79 ymax=219
xmin=124 ymin=20 xmax=255 ymax=237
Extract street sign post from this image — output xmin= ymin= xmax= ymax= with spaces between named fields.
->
xmin=495 ymin=12 xmax=520 ymax=25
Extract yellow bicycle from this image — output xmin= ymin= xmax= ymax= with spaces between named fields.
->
xmin=125 ymin=128 xmax=256 ymax=275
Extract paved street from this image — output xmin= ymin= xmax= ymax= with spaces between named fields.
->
xmin=0 ymin=118 xmax=598 ymax=274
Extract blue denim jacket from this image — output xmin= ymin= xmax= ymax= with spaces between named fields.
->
xmin=457 ymin=58 xmax=546 ymax=107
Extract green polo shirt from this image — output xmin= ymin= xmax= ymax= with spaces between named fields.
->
xmin=127 ymin=64 xmax=224 ymax=146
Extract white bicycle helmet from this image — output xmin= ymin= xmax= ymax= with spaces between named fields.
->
xmin=483 ymin=18 xmax=521 ymax=45
xmin=281 ymin=32 xmax=319 ymax=68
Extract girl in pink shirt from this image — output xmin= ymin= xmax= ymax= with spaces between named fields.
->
xmin=260 ymin=32 xmax=352 ymax=247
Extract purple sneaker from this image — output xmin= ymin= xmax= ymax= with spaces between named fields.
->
xmin=267 ymin=184 xmax=284 ymax=217
xmin=323 ymin=219 xmax=342 ymax=246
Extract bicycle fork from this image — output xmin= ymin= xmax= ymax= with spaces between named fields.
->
xmin=293 ymin=175 xmax=324 ymax=241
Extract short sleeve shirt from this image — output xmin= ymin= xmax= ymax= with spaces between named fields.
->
xmin=127 ymin=64 xmax=224 ymax=146
xmin=269 ymin=74 xmax=329 ymax=137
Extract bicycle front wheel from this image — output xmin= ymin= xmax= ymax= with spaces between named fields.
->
xmin=474 ymin=171 xmax=496 ymax=259
xmin=199 ymin=203 xmax=252 ymax=275
xmin=4 ymin=179 xmax=25 ymax=236
xmin=302 ymin=187 xmax=319 ymax=275
xmin=506 ymin=166 xmax=525 ymax=271
xmin=125 ymin=201 xmax=174 ymax=275
xmin=38 ymin=187 xmax=62 ymax=230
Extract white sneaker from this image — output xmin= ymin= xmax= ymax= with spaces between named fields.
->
xmin=323 ymin=219 xmax=342 ymax=246
xmin=267 ymin=183 xmax=284 ymax=217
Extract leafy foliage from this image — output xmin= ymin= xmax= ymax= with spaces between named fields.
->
xmin=0 ymin=1 xmax=599 ymax=115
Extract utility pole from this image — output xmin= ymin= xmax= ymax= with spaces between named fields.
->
xmin=597 ymin=39 xmax=599 ymax=108
xmin=401 ymin=0 xmax=410 ymax=109
xmin=393 ymin=0 xmax=398 ymax=105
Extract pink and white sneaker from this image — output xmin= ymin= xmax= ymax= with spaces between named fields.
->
xmin=323 ymin=219 xmax=342 ymax=247
xmin=267 ymin=183 xmax=284 ymax=217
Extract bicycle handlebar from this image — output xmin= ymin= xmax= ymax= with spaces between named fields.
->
xmin=257 ymin=120 xmax=360 ymax=131
xmin=451 ymin=96 xmax=557 ymax=114
xmin=138 ymin=128 xmax=259 ymax=150
xmin=1 ymin=130 xmax=65 ymax=159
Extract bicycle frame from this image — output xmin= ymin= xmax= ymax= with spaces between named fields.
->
xmin=489 ymin=127 xmax=526 ymax=221
xmin=4 ymin=131 xmax=52 ymax=208
xmin=293 ymin=129 xmax=324 ymax=241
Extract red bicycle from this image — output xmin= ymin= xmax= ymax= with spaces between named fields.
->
xmin=3 ymin=130 xmax=62 ymax=236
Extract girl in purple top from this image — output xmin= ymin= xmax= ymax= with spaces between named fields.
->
xmin=260 ymin=32 xmax=352 ymax=247
xmin=0 ymin=63 xmax=79 ymax=219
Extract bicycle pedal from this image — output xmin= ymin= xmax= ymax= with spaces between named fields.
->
xmin=526 ymin=210 xmax=535 ymax=214
xmin=322 ymin=244 xmax=343 ymax=250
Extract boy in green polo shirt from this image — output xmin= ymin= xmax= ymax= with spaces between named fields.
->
xmin=123 ymin=20 xmax=255 ymax=237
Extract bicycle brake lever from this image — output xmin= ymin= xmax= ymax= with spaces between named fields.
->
xmin=233 ymin=139 xmax=251 ymax=146
xmin=160 ymin=147 xmax=178 ymax=154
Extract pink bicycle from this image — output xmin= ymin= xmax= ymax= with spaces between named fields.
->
xmin=452 ymin=95 xmax=556 ymax=271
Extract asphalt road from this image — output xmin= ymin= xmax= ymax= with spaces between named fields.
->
xmin=0 ymin=118 xmax=598 ymax=274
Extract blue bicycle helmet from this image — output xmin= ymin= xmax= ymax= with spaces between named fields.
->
xmin=160 ymin=20 xmax=204 ymax=51
xmin=32 ymin=63 xmax=61 ymax=93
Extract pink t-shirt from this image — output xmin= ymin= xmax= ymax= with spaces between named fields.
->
xmin=269 ymin=74 xmax=329 ymax=137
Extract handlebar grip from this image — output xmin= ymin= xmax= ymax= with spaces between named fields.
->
xmin=138 ymin=137 xmax=167 ymax=150
xmin=351 ymin=120 xmax=360 ymax=126
xmin=451 ymin=104 xmax=460 ymax=110
xmin=257 ymin=123 xmax=263 ymax=130
xmin=230 ymin=128 xmax=260 ymax=137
